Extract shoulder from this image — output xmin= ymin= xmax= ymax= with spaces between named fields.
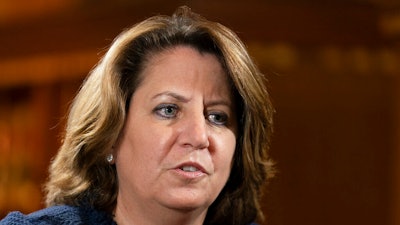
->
xmin=0 ymin=205 xmax=115 ymax=225
xmin=1 ymin=205 xmax=81 ymax=225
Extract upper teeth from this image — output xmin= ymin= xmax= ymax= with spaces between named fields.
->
xmin=182 ymin=166 xmax=199 ymax=172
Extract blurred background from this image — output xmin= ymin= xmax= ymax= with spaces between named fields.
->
xmin=0 ymin=0 xmax=399 ymax=224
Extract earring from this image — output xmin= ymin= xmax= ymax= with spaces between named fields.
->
xmin=106 ymin=154 xmax=114 ymax=164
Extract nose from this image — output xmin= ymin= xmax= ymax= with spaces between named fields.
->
xmin=179 ymin=113 xmax=210 ymax=150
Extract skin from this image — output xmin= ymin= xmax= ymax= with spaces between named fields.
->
xmin=113 ymin=46 xmax=237 ymax=225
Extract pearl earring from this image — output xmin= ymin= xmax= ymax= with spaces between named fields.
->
xmin=106 ymin=154 xmax=114 ymax=163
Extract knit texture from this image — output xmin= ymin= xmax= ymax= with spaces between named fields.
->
xmin=1 ymin=205 xmax=260 ymax=225
xmin=0 ymin=205 xmax=116 ymax=225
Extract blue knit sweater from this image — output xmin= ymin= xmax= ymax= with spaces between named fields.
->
xmin=0 ymin=205 xmax=116 ymax=225
xmin=0 ymin=205 xmax=259 ymax=224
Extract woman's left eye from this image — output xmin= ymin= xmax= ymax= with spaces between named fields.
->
xmin=207 ymin=112 xmax=228 ymax=126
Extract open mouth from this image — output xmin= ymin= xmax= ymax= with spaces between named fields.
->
xmin=175 ymin=162 xmax=208 ymax=175
xmin=180 ymin=165 xmax=200 ymax=172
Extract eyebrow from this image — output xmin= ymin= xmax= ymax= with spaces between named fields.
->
xmin=152 ymin=91 xmax=233 ymax=108
xmin=152 ymin=91 xmax=190 ymax=103
xmin=206 ymin=99 xmax=233 ymax=109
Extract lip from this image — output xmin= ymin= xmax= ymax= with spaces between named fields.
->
xmin=173 ymin=162 xmax=209 ymax=178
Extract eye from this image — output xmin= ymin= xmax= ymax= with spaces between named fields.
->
xmin=207 ymin=112 xmax=228 ymax=126
xmin=154 ymin=104 xmax=178 ymax=119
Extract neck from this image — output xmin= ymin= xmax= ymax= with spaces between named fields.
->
xmin=114 ymin=196 xmax=208 ymax=225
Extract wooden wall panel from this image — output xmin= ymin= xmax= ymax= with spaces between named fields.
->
xmin=262 ymin=72 xmax=396 ymax=225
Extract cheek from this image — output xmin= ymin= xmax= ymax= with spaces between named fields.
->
xmin=115 ymin=126 xmax=165 ymax=190
xmin=115 ymin=122 xmax=153 ymax=171
xmin=213 ymin=131 xmax=237 ymax=172
xmin=118 ymin=120 xmax=176 ymax=170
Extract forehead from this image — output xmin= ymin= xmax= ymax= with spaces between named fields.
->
xmin=145 ymin=45 xmax=222 ymax=67
xmin=134 ymin=46 xmax=233 ymax=100
xmin=142 ymin=46 xmax=227 ymax=81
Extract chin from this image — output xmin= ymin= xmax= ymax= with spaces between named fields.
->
xmin=162 ymin=190 xmax=214 ymax=212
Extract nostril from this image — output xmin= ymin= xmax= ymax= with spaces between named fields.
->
xmin=182 ymin=136 xmax=209 ymax=150
xmin=178 ymin=112 xmax=210 ymax=150
xmin=180 ymin=127 xmax=209 ymax=150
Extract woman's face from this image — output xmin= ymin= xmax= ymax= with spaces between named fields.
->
xmin=114 ymin=46 xmax=237 ymax=214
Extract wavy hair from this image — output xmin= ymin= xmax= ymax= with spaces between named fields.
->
xmin=45 ymin=6 xmax=274 ymax=225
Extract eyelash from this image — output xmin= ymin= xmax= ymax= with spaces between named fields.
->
xmin=153 ymin=104 xmax=229 ymax=126
xmin=207 ymin=112 xmax=228 ymax=126
xmin=154 ymin=104 xmax=178 ymax=119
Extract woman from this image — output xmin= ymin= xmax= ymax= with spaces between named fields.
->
xmin=1 ymin=6 xmax=274 ymax=225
